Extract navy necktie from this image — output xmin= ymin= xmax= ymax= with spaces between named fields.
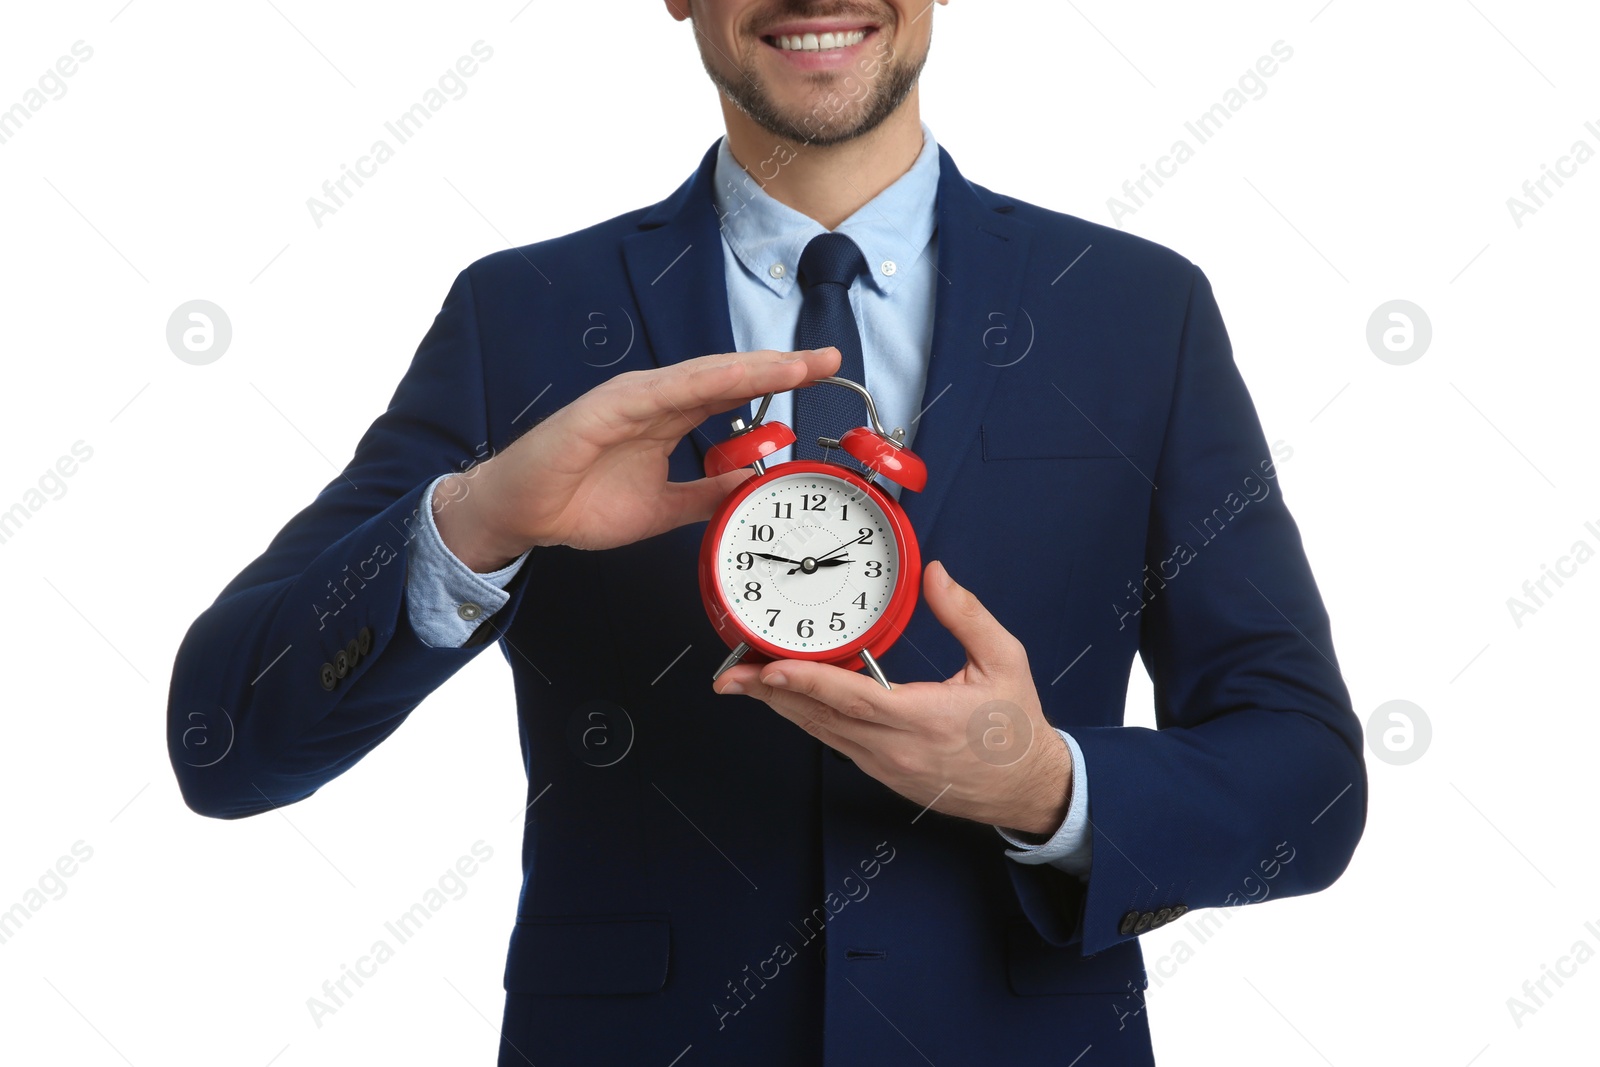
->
xmin=792 ymin=231 xmax=869 ymax=463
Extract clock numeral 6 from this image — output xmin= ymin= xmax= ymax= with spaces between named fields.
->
xmin=797 ymin=619 xmax=814 ymax=638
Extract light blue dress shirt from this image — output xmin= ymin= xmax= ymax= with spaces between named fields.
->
xmin=402 ymin=125 xmax=1090 ymax=877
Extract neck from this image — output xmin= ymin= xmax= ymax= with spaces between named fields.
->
xmin=719 ymin=92 xmax=925 ymax=230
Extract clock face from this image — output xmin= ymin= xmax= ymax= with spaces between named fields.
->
xmin=714 ymin=471 xmax=901 ymax=654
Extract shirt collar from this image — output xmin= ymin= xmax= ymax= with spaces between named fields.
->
xmin=712 ymin=122 xmax=941 ymax=299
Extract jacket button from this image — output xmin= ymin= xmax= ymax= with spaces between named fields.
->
xmin=458 ymin=602 xmax=484 ymax=621
xmin=1169 ymin=904 xmax=1188 ymax=920
xmin=1153 ymin=908 xmax=1172 ymax=927
xmin=345 ymin=638 xmax=361 ymax=664
xmin=1133 ymin=912 xmax=1154 ymax=934
xmin=1119 ymin=911 xmax=1140 ymax=936
xmin=357 ymin=626 xmax=373 ymax=655
xmin=319 ymin=662 xmax=338 ymax=691
xmin=333 ymin=650 xmax=350 ymax=678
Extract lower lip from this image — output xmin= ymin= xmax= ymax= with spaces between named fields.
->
xmin=762 ymin=29 xmax=877 ymax=71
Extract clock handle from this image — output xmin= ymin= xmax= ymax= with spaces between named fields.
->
xmin=859 ymin=649 xmax=893 ymax=691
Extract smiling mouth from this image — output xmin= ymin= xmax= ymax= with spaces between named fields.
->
xmin=762 ymin=28 xmax=872 ymax=53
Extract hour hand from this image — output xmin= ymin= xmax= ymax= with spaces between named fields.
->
xmin=786 ymin=558 xmax=854 ymax=574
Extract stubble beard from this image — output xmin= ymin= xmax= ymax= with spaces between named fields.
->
xmin=700 ymin=32 xmax=928 ymax=148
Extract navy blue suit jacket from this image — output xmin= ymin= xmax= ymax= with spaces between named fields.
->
xmin=168 ymin=141 xmax=1366 ymax=1066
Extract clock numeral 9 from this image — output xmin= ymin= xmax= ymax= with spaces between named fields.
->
xmin=863 ymin=560 xmax=883 ymax=577
xmin=735 ymin=552 xmax=754 ymax=571
xmin=749 ymin=524 xmax=775 ymax=542
xmin=797 ymin=619 xmax=814 ymax=639
xmin=743 ymin=582 xmax=762 ymax=601
xmin=829 ymin=612 xmax=845 ymax=632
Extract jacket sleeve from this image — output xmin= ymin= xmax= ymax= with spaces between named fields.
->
xmin=1007 ymin=264 xmax=1367 ymax=955
xmin=166 ymin=267 xmax=534 ymax=818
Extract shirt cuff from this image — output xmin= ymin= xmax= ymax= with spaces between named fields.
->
xmin=404 ymin=473 xmax=530 ymax=648
xmin=995 ymin=727 xmax=1092 ymax=879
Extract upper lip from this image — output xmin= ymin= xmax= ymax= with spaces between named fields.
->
xmin=760 ymin=20 xmax=877 ymax=38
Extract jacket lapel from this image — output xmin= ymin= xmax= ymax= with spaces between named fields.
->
xmin=897 ymin=146 xmax=1035 ymax=544
xmin=621 ymin=142 xmax=740 ymax=473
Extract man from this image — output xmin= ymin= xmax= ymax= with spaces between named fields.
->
xmin=167 ymin=2 xmax=1366 ymax=1063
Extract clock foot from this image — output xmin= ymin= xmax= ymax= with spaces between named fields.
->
xmin=712 ymin=642 xmax=751 ymax=682
xmin=859 ymin=649 xmax=892 ymax=690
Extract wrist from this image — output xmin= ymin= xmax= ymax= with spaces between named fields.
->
xmin=432 ymin=470 xmax=527 ymax=572
xmin=1002 ymin=729 xmax=1073 ymax=837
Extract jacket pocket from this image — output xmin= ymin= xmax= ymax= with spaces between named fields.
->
xmin=503 ymin=914 xmax=671 ymax=996
xmin=1005 ymin=919 xmax=1146 ymax=996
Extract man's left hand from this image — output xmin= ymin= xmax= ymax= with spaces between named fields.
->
xmin=713 ymin=560 xmax=1072 ymax=837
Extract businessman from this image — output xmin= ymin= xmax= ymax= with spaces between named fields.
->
xmin=167 ymin=2 xmax=1367 ymax=1064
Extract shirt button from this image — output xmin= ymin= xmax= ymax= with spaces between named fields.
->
xmin=769 ymin=263 xmax=786 ymax=279
xmin=457 ymin=602 xmax=484 ymax=621
xmin=880 ymin=260 xmax=897 ymax=277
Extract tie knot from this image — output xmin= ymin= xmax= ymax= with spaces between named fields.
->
xmin=798 ymin=231 xmax=868 ymax=289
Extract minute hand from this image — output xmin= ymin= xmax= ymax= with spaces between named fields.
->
xmin=787 ymin=533 xmax=869 ymax=574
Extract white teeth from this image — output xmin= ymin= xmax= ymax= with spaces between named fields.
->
xmin=773 ymin=29 xmax=866 ymax=52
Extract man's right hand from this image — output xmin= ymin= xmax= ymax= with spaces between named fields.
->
xmin=432 ymin=347 xmax=842 ymax=570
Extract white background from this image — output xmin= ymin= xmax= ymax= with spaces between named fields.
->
xmin=1 ymin=1 xmax=1596 ymax=1064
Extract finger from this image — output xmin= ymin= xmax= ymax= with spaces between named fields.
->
xmin=658 ymin=468 xmax=755 ymax=528
xmin=756 ymin=659 xmax=907 ymax=729
xmin=717 ymin=665 xmax=884 ymax=757
xmin=922 ymin=560 xmax=1027 ymax=677
xmin=621 ymin=348 xmax=842 ymax=428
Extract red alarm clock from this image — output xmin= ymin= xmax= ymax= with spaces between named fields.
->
xmin=700 ymin=377 xmax=926 ymax=690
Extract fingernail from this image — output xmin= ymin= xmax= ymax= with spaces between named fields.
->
xmin=719 ymin=680 xmax=745 ymax=695
xmin=935 ymin=561 xmax=953 ymax=589
xmin=764 ymin=670 xmax=788 ymax=688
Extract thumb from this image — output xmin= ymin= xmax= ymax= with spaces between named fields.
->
xmin=922 ymin=560 xmax=1025 ymax=676
xmin=664 ymin=468 xmax=755 ymax=527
